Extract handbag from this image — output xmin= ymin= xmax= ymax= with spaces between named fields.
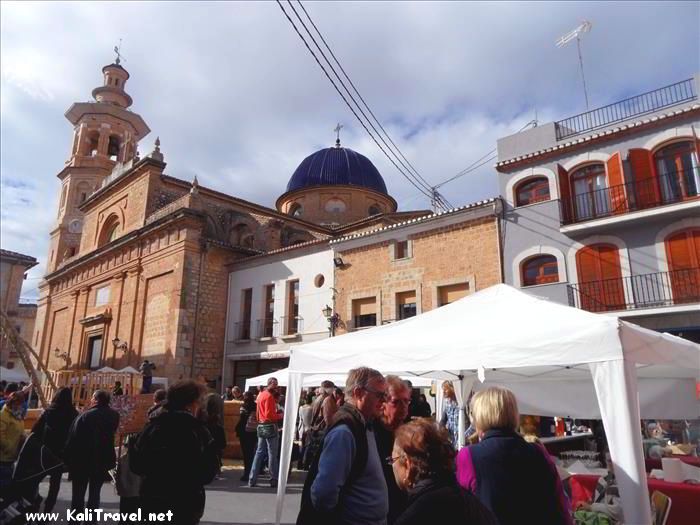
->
xmin=257 ymin=422 xmax=278 ymax=439
xmin=245 ymin=411 xmax=259 ymax=433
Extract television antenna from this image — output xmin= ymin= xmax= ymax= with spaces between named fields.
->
xmin=556 ymin=20 xmax=592 ymax=109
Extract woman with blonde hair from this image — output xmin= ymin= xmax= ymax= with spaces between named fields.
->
xmin=456 ymin=387 xmax=572 ymax=525
xmin=439 ymin=381 xmax=461 ymax=447
xmin=390 ymin=419 xmax=495 ymax=525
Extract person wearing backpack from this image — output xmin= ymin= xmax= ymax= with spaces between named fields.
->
xmin=297 ymin=367 xmax=389 ymax=525
xmin=130 ymin=380 xmax=220 ymax=525
xmin=30 ymin=387 xmax=78 ymax=512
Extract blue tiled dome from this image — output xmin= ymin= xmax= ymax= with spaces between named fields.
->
xmin=286 ymin=146 xmax=389 ymax=195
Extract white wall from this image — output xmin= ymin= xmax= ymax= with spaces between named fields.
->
xmin=226 ymin=247 xmax=334 ymax=344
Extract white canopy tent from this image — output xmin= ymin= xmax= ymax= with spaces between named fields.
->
xmin=274 ymin=284 xmax=700 ymax=525
xmin=244 ymin=367 xmax=433 ymax=392
xmin=0 ymin=366 xmax=30 ymax=383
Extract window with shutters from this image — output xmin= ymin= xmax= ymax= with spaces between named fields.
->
xmin=664 ymin=228 xmax=700 ymax=305
xmin=515 ymin=177 xmax=550 ymax=206
xmin=653 ymin=141 xmax=699 ymax=203
xmin=571 ymin=163 xmax=610 ymax=220
xmin=352 ymin=297 xmax=377 ymax=329
xmin=437 ymin=282 xmax=469 ymax=307
xmin=239 ymin=289 xmax=253 ymax=340
xmin=286 ymin=280 xmax=300 ymax=334
xmin=396 ymin=291 xmax=417 ymax=320
xmin=521 ymin=256 xmax=559 ymax=287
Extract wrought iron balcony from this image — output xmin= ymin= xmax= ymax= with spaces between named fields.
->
xmin=279 ymin=315 xmax=304 ymax=336
xmin=256 ymin=318 xmax=278 ymax=339
xmin=233 ymin=321 xmax=252 ymax=341
xmin=567 ymin=268 xmax=700 ymax=313
xmin=555 ymin=79 xmax=697 ymax=141
xmin=560 ymin=167 xmax=700 ymax=225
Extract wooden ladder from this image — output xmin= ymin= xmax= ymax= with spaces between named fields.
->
xmin=0 ymin=308 xmax=57 ymax=408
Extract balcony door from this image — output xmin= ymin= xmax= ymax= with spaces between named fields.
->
xmin=576 ymin=244 xmax=625 ymax=312
xmin=665 ymin=229 xmax=700 ymax=304
xmin=654 ymin=141 xmax=699 ymax=203
xmin=86 ymin=334 xmax=103 ymax=370
xmin=571 ymin=164 xmax=610 ymax=221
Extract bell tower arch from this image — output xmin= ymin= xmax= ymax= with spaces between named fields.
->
xmin=46 ymin=55 xmax=150 ymax=273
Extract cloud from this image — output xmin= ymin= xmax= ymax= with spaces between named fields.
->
xmin=0 ymin=0 xmax=698 ymax=299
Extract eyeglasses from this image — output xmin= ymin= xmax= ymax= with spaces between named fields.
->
xmin=385 ymin=455 xmax=404 ymax=466
xmin=364 ymin=386 xmax=387 ymax=402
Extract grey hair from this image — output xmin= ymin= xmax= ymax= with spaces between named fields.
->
xmin=345 ymin=367 xmax=384 ymax=399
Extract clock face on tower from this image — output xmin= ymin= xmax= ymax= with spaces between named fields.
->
xmin=69 ymin=219 xmax=83 ymax=233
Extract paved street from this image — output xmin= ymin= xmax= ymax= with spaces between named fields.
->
xmin=30 ymin=465 xmax=304 ymax=525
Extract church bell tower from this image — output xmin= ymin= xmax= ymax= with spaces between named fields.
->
xmin=45 ymin=52 xmax=150 ymax=273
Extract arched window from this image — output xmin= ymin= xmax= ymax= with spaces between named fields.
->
xmin=325 ymin=198 xmax=346 ymax=213
xmin=654 ymin=141 xmax=699 ymax=202
xmin=230 ymin=223 xmax=254 ymax=248
xmin=521 ymin=255 xmax=559 ymax=286
xmin=368 ymin=204 xmax=382 ymax=215
xmin=99 ymin=215 xmax=120 ymax=247
xmin=289 ymin=203 xmax=303 ymax=218
xmin=108 ymin=136 xmax=121 ymax=161
xmin=87 ymin=132 xmax=99 ymax=157
xmin=515 ymin=177 xmax=550 ymax=206
xmin=571 ymin=163 xmax=609 ymax=220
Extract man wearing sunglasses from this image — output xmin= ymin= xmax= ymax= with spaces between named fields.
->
xmin=297 ymin=367 xmax=389 ymax=525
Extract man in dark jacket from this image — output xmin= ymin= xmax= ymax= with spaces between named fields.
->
xmin=64 ymin=389 xmax=120 ymax=513
xmin=131 ymin=380 xmax=219 ymax=525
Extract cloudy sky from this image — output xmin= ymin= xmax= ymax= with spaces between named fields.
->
xmin=1 ymin=1 xmax=698 ymax=299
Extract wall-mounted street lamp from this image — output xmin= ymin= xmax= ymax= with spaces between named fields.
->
xmin=322 ymin=305 xmax=340 ymax=337
xmin=333 ymin=257 xmax=345 ymax=268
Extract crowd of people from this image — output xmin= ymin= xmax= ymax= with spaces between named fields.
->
xmin=1 ymin=369 xmax=696 ymax=525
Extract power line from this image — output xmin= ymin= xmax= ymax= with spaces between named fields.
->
xmin=276 ymin=0 xmax=438 ymax=204
xmin=434 ymin=120 xmax=538 ymax=190
xmin=293 ymin=0 xmax=434 ymax=192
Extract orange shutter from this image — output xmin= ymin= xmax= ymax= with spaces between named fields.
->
xmin=628 ymin=148 xmax=659 ymax=209
xmin=606 ymin=152 xmax=627 ymax=214
xmin=557 ymin=164 xmax=572 ymax=222
xmin=665 ymin=229 xmax=700 ymax=304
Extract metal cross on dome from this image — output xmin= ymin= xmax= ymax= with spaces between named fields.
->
xmin=334 ymin=123 xmax=343 ymax=147
xmin=114 ymin=39 xmax=126 ymax=65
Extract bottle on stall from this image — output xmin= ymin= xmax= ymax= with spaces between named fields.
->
xmin=555 ymin=417 xmax=566 ymax=437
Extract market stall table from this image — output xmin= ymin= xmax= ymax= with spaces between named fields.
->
xmin=541 ymin=432 xmax=593 ymax=456
xmin=570 ymin=473 xmax=700 ymax=525
xmin=645 ymin=454 xmax=700 ymax=471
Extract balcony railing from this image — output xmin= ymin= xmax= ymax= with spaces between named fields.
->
xmin=567 ymin=268 xmax=700 ymax=313
xmin=555 ymin=79 xmax=697 ymax=141
xmin=234 ymin=321 xmax=252 ymax=341
xmin=560 ymin=167 xmax=700 ymax=225
xmin=256 ymin=318 xmax=278 ymax=339
xmin=279 ymin=316 xmax=304 ymax=336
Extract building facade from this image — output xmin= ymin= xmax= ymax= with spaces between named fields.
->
xmin=224 ymin=242 xmax=334 ymax=387
xmin=331 ymin=200 xmax=503 ymax=334
xmin=0 ymin=249 xmax=38 ymax=371
xmin=497 ymin=75 xmax=700 ymax=341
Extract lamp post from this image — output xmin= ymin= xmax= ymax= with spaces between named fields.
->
xmin=322 ymin=305 xmax=339 ymax=337
xmin=112 ymin=337 xmax=129 ymax=353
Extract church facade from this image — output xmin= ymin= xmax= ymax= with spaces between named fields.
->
xmin=35 ymin=60 xmax=503 ymax=388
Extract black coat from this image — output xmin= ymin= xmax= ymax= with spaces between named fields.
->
xmin=394 ymin=477 xmax=496 ymax=525
xmin=64 ymin=404 xmax=120 ymax=475
xmin=130 ymin=409 xmax=219 ymax=525
xmin=374 ymin=423 xmax=408 ymax=524
xmin=32 ymin=405 xmax=79 ymax=459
